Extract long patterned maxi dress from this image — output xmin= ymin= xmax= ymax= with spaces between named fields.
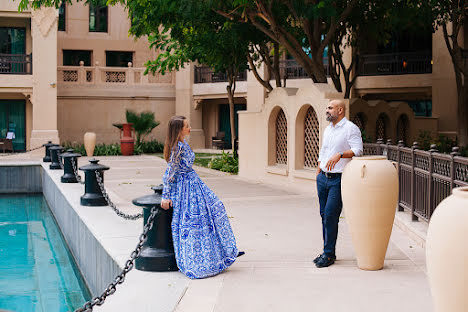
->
xmin=162 ymin=140 xmax=238 ymax=279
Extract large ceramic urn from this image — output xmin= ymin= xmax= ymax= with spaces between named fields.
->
xmin=341 ymin=156 xmax=398 ymax=270
xmin=83 ymin=132 xmax=96 ymax=157
xmin=426 ymin=186 xmax=468 ymax=312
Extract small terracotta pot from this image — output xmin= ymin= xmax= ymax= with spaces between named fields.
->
xmin=83 ymin=132 xmax=96 ymax=157
xmin=426 ymin=186 xmax=468 ymax=312
xmin=342 ymin=156 xmax=399 ymax=270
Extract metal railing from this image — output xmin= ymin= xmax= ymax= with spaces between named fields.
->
xmin=0 ymin=53 xmax=32 ymax=74
xmin=194 ymin=65 xmax=247 ymax=83
xmin=279 ymin=58 xmax=330 ymax=80
xmin=357 ymin=51 xmax=432 ymax=76
xmin=364 ymin=139 xmax=468 ymax=222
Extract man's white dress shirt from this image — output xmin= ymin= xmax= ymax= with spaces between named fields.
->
xmin=318 ymin=117 xmax=363 ymax=173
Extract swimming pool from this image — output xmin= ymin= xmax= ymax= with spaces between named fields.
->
xmin=0 ymin=194 xmax=91 ymax=311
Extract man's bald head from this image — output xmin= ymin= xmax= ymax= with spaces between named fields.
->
xmin=326 ymin=99 xmax=346 ymax=124
xmin=330 ymin=99 xmax=346 ymax=115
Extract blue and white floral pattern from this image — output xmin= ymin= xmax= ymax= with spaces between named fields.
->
xmin=162 ymin=140 xmax=238 ymax=279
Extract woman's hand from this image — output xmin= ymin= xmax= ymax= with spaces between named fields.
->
xmin=161 ymin=199 xmax=172 ymax=210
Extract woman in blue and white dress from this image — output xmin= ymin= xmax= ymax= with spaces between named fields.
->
xmin=160 ymin=115 xmax=242 ymax=279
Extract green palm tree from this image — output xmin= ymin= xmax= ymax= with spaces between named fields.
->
xmin=125 ymin=110 xmax=160 ymax=145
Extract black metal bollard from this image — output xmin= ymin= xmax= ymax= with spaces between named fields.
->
xmin=133 ymin=185 xmax=178 ymax=272
xmin=79 ymin=159 xmax=110 ymax=206
xmin=43 ymin=141 xmax=57 ymax=162
xmin=60 ymin=149 xmax=82 ymax=183
xmin=49 ymin=146 xmax=64 ymax=169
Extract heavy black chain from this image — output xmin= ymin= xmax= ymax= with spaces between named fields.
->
xmin=71 ymin=158 xmax=85 ymax=184
xmin=0 ymin=144 xmax=44 ymax=157
xmin=58 ymin=153 xmax=64 ymax=169
xmin=95 ymin=171 xmax=143 ymax=220
xmin=74 ymin=206 xmax=159 ymax=312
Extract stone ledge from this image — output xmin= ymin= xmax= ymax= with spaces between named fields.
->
xmin=393 ymin=209 xmax=428 ymax=248
xmin=266 ymin=165 xmax=288 ymax=176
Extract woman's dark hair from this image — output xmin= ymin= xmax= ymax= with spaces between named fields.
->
xmin=164 ymin=115 xmax=186 ymax=162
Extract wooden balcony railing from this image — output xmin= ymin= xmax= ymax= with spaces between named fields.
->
xmin=358 ymin=51 xmax=432 ymax=76
xmin=57 ymin=64 xmax=173 ymax=85
xmin=0 ymin=53 xmax=32 ymax=74
xmin=194 ymin=66 xmax=247 ymax=83
xmin=364 ymin=139 xmax=468 ymax=223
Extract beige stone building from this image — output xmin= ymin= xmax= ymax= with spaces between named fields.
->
xmin=1 ymin=1 xmax=464 ymax=190
xmin=1 ymin=0 xmax=175 ymax=151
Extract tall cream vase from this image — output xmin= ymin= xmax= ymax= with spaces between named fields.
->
xmin=83 ymin=132 xmax=96 ymax=157
xmin=426 ymin=186 xmax=468 ymax=312
xmin=341 ymin=156 xmax=398 ymax=270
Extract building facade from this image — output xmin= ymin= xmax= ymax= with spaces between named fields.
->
xmin=1 ymin=0 xmax=175 ymax=151
xmin=1 ymin=0 xmax=465 ymax=193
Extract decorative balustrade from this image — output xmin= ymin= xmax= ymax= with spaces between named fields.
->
xmin=57 ymin=64 xmax=173 ymax=85
xmin=358 ymin=51 xmax=432 ymax=76
xmin=0 ymin=53 xmax=32 ymax=74
xmin=364 ymin=139 xmax=468 ymax=222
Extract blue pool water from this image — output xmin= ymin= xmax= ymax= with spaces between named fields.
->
xmin=0 ymin=194 xmax=91 ymax=311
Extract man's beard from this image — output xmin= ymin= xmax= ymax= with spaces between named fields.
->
xmin=326 ymin=113 xmax=336 ymax=122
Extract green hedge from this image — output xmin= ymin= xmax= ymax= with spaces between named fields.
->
xmin=62 ymin=139 xmax=164 ymax=156
xmin=208 ymin=151 xmax=238 ymax=173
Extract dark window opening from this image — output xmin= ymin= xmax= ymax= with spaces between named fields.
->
xmin=407 ymin=100 xmax=432 ymax=117
xmin=106 ymin=51 xmax=133 ymax=67
xmin=0 ymin=27 xmax=26 ymax=54
xmin=89 ymin=4 xmax=108 ymax=32
xmin=58 ymin=1 xmax=66 ymax=31
xmin=63 ymin=50 xmax=92 ymax=66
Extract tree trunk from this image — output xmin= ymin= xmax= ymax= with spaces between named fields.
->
xmin=226 ymin=72 xmax=237 ymax=155
xmin=273 ymin=42 xmax=281 ymax=87
xmin=457 ymin=77 xmax=468 ymax=147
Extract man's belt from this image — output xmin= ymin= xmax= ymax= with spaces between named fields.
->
xmin=320 ymin=171 xmax=342 ymax=179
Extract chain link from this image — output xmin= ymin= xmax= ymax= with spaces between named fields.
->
xmin=0 ymin=144 xmax=44 ymax=157
xmin=95 ymin=170 xmax=143 ymax=220
xmin=58 ymin=153 xmax=64 ymax=169
xmin=71 ymin=158 xmax=85 ymax=184
xmin=74 ymin=206 xmax=159 ymax=312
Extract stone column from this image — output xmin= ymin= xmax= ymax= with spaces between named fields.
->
xmin=175 ymin=64 xmax=205 ymax=148
xmin=432 ymin=26 xmax=458 ymax=138
xmin=30 ymin=7 xmax=60 ymax=148
xmin=246 ymin=63 xmax=267 ymax=112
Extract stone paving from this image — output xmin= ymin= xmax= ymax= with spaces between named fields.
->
xmin=2 ymin=151 xmax=433 ymax=311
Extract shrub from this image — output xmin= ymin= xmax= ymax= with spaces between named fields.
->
xmin=62 ymin=142 xmax=121 ymax=156
xmin=125 ymin=110 xmax=160 ymax=145
xmin=134 ymin=139 xmax=164 ymax=154
xmin=208 ymin=151 xmax=238 ymax=174
xmin=416 ymin=130 xmax=467 ymax=157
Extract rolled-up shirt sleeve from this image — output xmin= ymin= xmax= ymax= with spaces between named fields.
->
xmin=348 ymin=126 xmax=363 ymax=157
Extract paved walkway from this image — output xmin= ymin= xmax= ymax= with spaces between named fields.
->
xmin=2 ymin=151 xmax=433 ymax=311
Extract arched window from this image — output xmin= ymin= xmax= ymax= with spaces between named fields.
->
xmin=396 ymin=114 xmax=409 ymax=146
xmin=352 ymin=113 xmax=366 ymax=132
xmin=275 ymin=109 xmax=288 ymax=165
xmin=304 ymin=106 xmax=320 ymax=168
xmin=376 ymin=113 xmax=389 ymax=142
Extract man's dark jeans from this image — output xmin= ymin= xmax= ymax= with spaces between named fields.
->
xmin=316 ymin=172 xmax=343 ymax=258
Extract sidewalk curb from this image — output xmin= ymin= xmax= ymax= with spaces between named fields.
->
xmin=393 ymin=210 xmax=428 ymax=249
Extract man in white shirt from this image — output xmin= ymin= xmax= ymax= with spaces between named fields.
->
xmin=314 ymin=99 xmax=363 ymax=268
